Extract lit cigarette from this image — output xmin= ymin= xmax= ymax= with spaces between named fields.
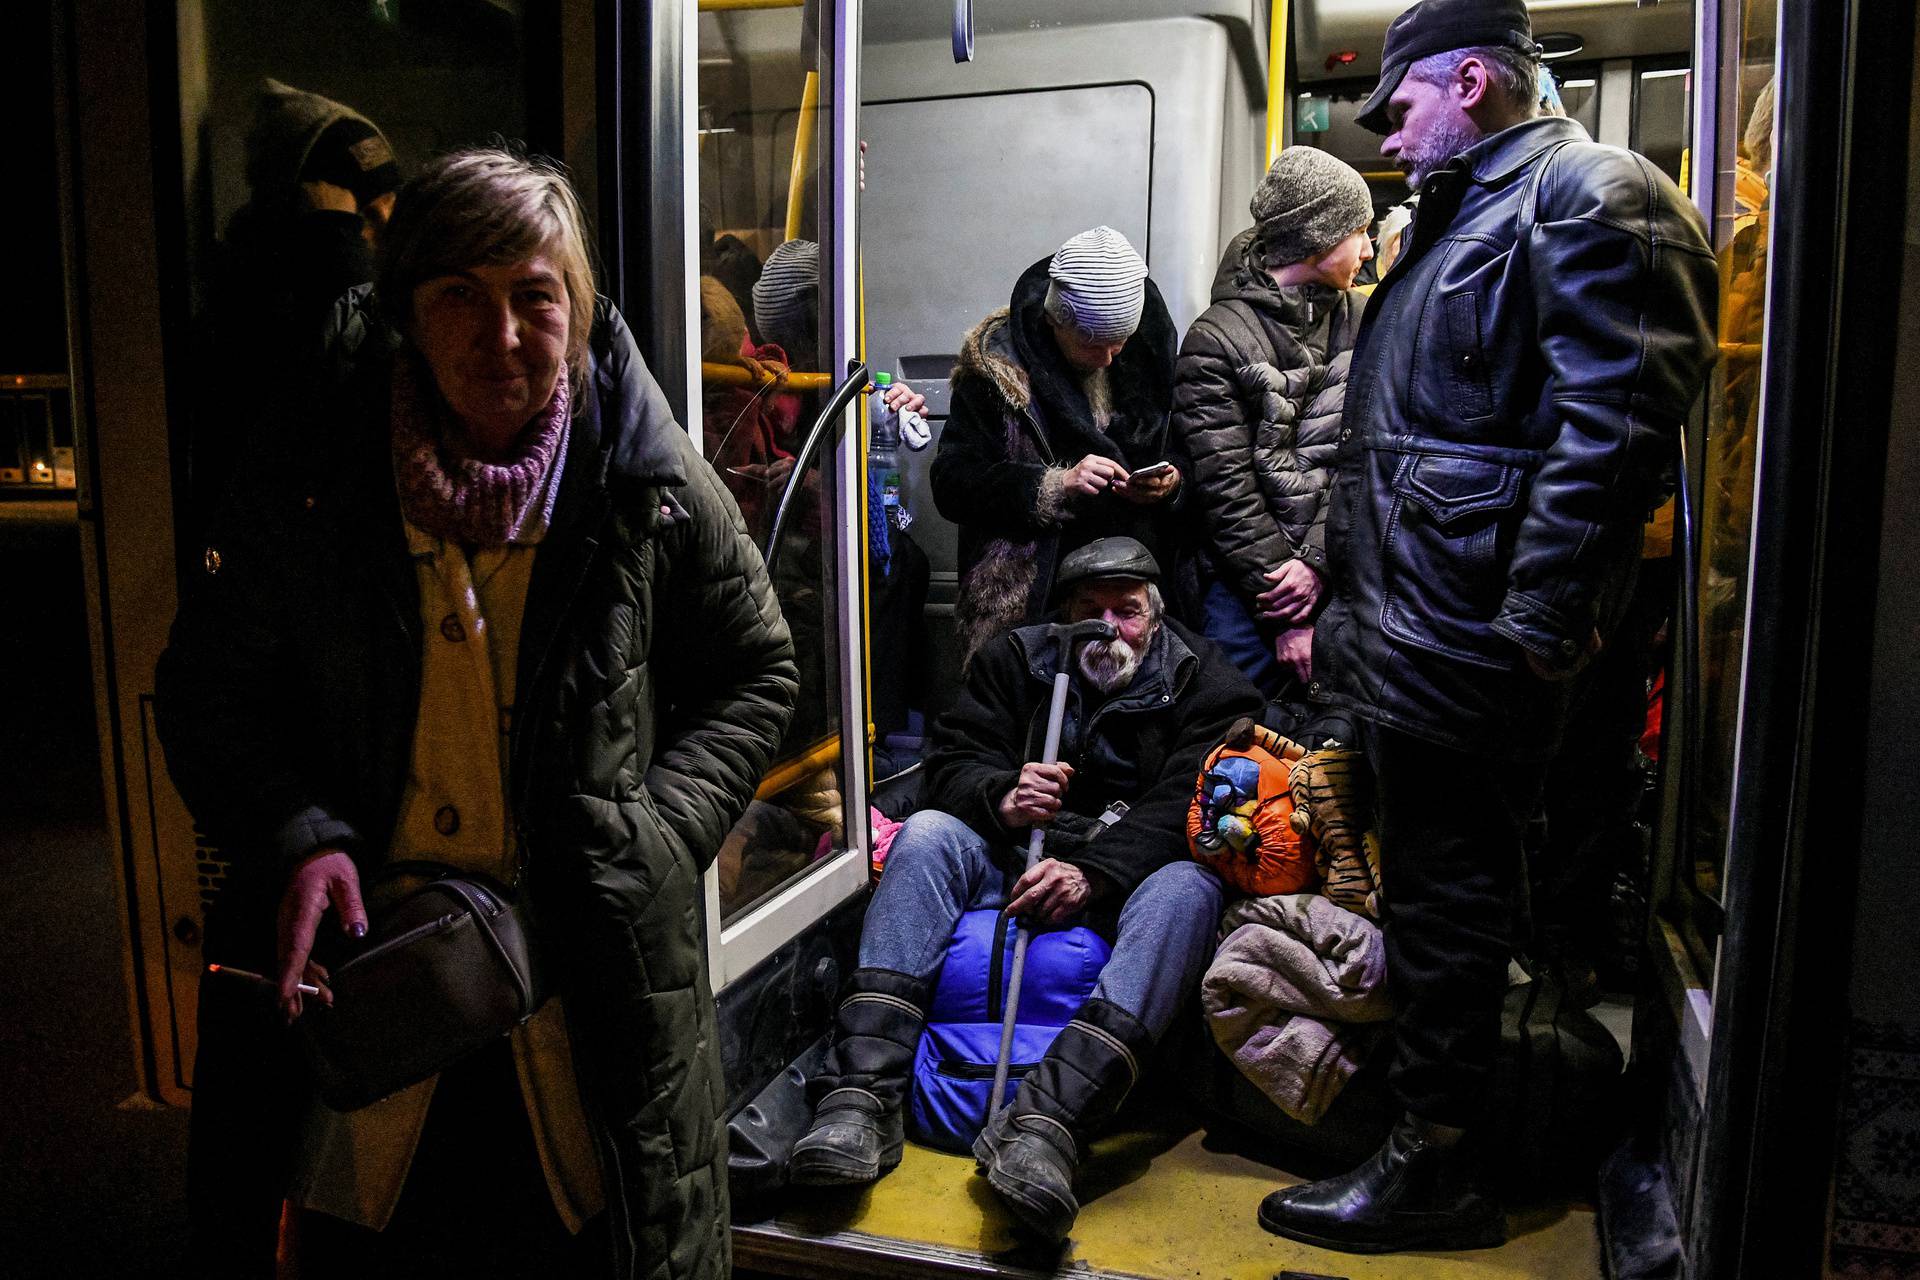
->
xmin=207 ymin=963 xmax=323 ymax=998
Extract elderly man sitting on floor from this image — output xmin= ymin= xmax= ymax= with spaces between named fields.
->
xmin=788 ymin=537 xmax=1262 ymax=1241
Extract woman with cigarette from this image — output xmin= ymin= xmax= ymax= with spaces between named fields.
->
xmin=158 ymin=148 xmax=796 ymax=1277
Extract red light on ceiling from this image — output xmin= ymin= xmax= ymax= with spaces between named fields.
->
xmin=1326 ymin=50 xmax=1359 ymax=72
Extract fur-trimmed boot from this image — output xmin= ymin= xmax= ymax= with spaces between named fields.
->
xmin=1255 ymin=1113 xmax=1505 ymax=1253
xmin=971 ymin=998 xmax=1153 ymax=1242
xmin=788 ymin=968 xmax=931 ymax=1186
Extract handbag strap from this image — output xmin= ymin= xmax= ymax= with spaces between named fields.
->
xmin=434 ymin=878 xmax=537 ymax=1014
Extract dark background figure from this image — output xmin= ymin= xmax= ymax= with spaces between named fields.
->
xmin=188 ymin=79 xmax=401 ymax=530
xmin=932 ymin=226 xmax=1188 ymax=667
xmin=1268 ymin=0 xmax=1718 ymax=1256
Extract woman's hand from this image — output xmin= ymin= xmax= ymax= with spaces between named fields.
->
xmin=1115 ymin=466 xmax=1180 ymax=505
xmin=1005 ymin=858 xmax=1092 ymax=924
xmin=1256 ymin=560 xmax=1323 ymax=624
xmin=1274 ymin=626 xmax=1315 ymax=684
xmin=1061 ymin=455 xmax=1129 ymax=498
xmin=275 ymin=848 xmax=367 ymax=1024
xmin=997 ymin=761 xmax=1075 ymax=828
xmin=880 ymin=383 xmax=928 ymax=418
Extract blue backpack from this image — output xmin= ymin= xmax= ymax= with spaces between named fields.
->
xmin=906 ymin=909 xmax=1113 ymax=1152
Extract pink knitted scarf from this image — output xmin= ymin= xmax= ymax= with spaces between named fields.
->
xmin=391 ymin=357 xmax=570 ymax=547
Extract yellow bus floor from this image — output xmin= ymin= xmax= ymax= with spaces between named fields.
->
xmin=737 ymin=1121 xmax=1603 ymax=1280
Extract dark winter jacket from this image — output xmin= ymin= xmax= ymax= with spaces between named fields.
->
xmin=931 ymin=257 xmax=1182 ymax=663
xmin=1172 ymin=228 xmax=1366 ymax=603
xmin=156 ymin=294 xmax=797 ymax=1280
xmin=1314 ymin=117 xmax=1717 ymax=757
xmin=924 ymin=618 xmax=1262 ymax=896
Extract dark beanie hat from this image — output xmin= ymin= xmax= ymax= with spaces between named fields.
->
xmin=245 ymin=79 xmax=398 ymax=204
xmin=1249 ymin=147 xmax=1375 ymax=267
xmin=301 ymin=118 xmax=401 ymax=207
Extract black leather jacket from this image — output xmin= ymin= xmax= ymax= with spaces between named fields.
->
xmin=1313 ymin=117 xmax=1717 ymax=757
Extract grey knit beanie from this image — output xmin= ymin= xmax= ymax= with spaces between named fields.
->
xmin=1249 ymin=147 xmax=1374 ymax=267
xmin=752 ymin=239 xmax=819 ymax=358
xmin=1045 ymin=226 xmax=1149 ymax=343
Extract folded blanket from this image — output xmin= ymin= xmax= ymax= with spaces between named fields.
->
xmin=1202 ymin=893 xmax=1393 ymax=1125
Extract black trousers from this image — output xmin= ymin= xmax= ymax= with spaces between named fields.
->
xmin=1366 ymin=721 xmax=1547 ymax=1128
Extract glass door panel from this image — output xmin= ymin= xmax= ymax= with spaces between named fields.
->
xmin=695 ymin=0 xmax=862 ymax=933
xmin=1690 ymin=0 xmax=1779 ymax=949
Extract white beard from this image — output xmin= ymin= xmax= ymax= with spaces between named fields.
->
xmin=1078 ymin=632 xmax=1148 ymax=693
xmin=1083 ymin=366 xmax=1113 ymax=431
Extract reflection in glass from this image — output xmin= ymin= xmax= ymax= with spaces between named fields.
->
xmin=1693 ymin=8 xmax=1779 ymax=932
xmin=696 ymin=1 xmax=848 ymax=924
xmin=176 ymin=0 xmax=531 ymax=527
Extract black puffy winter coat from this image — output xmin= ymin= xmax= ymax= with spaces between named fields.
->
xmin=924 ymin=618 xmax=1262 ymax=896
xmin=931 ymin=257 xmax=1182 ymax=663
xmin=1172 ymin=228 xmax=1365 ymax=602
xmin=156 ymin=295 xmax=797 ymax=1280
xmin=1314 ymin=117 xmax=1717 ymax=757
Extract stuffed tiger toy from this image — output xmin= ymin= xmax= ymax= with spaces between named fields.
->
xmin=1286 ymin=746 xmax=1382 ymax=919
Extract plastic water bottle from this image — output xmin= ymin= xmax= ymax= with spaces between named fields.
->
xmin=872 ymin=371 xmax=931 ymax=453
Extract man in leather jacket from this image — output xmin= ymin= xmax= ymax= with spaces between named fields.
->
xmin=1258 ymin=0 xmax=1718 ymax=1254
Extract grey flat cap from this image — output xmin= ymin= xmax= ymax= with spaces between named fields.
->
xmin=1053 ymin=536 xmax=1161 ymax=595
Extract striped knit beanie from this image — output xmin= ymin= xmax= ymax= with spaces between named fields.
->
xmin=1045 ymin=226 xmax=1149 ymax=344
xmin=752 ymin=239 xmax=819 ymax=358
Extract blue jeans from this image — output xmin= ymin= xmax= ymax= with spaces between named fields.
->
xmin=1201 ymin=579 xmax=1284 ymax=697
xmin=860 ymin=810 xmax=1223 ymax=1036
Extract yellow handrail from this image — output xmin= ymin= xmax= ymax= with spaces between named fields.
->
xmin=701 ymin=362 xmax=835 ymax=391
xmin=755 ymin=734 xmax=843 ymax=800
xmin=786 ymin=70 xmax=821 ymax=242
xmin=1266 ymin=0 xmax=1290 ymax=171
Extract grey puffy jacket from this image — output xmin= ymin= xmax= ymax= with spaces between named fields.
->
xmin=1171 ymin=229 xmax=1365 ymax=604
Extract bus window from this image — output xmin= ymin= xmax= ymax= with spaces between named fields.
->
xmin=695 ymin=0 xmax=855 ymax=930
xmin=1692 ymin=0 xmax=1780 ymax=954
xmin=1633 ymin=62 xmax=1693 ymax=183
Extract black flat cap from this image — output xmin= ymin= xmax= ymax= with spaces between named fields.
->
xmin=1053 ymin=536 xmax=1161 ymax=595
xmin=1356 ymin=0 xmax=1540 ymax=135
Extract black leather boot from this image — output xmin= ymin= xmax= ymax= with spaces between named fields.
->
xmin=972 ymin=998 xmax=1154 ymax=1242
xmin=1256 ymin=1114 xmax=1506 ymax=1253
xmin=788 ymin=968 xmax=930 ymax=1186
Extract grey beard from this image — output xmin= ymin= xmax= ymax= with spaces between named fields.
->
xmin=1078 ymin=634 xmax=1146 ymax=693
xmin=1401 ymin=115 xmax=1485 ymax=190
xmin=1083 ymin=366 xmax=1113 ymax=431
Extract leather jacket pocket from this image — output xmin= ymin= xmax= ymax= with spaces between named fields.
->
xmin=1378 ymin=445 xmax=1531 ymax=670
xmin=1443 ymin=292 xmax=1494 ymax=420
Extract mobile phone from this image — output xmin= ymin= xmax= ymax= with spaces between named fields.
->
xmin=1129 ymin=460 xmax=1176 ymax=481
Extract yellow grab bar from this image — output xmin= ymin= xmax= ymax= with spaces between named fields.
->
xmin=1266 ymin=0 xmax=1290 ymax=171
xmin=786 ymin=70 xmax=822 ymax=242
xmin=755 ymin=734 xmax=843 ymax=801
xmin=701 ymin=362 xmax=835 ymax=392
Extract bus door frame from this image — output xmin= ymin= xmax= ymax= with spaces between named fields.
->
xmin=606 ymin=0 xmax=874 ymax=995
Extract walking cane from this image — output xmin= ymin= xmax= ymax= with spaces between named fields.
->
xmin=988 ymin=618 xmax=1117 ymax=1117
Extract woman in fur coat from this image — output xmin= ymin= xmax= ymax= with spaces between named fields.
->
xmin=931 ymin=226 xmax=1185 ymax=665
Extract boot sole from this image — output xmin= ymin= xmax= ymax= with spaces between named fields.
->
xmin=788 ymin=1139 xmax=904 ymax=1187
xmin=986 ymin=1162 xmax=1076 ymax=1244
xmin=1255 ymin=1201 xmax=1506 ymax=1255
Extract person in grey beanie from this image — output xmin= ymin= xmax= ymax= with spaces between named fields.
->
xmin=932 ymin=226 xmax=1187 ymax=665
xmin=1170 ymin=146 xmax=1374 ymax=701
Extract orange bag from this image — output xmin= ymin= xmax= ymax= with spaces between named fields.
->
xmin=1187 ymin=717 xmax=1316 ymax=897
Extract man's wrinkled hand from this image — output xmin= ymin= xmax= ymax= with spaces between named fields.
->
xmin=1274 ymin=626 xmax=1315 ymax=683
xmin=997 ymin=761 xmax=1074 ymax=828
xmin=275 ymin=848 xmax=367 ymax=1024
xmin=1005 ymin=858 xmax=1091 ymax=925
xmin=1255 ymin=559 xmax=1323 ymax=624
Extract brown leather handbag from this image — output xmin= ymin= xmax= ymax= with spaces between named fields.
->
xmin=299 ymin=866 xmax=547 ymax=1111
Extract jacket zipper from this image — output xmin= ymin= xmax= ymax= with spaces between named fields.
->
xmin=936 ymin=1059 xmax=1039 ymax=1081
